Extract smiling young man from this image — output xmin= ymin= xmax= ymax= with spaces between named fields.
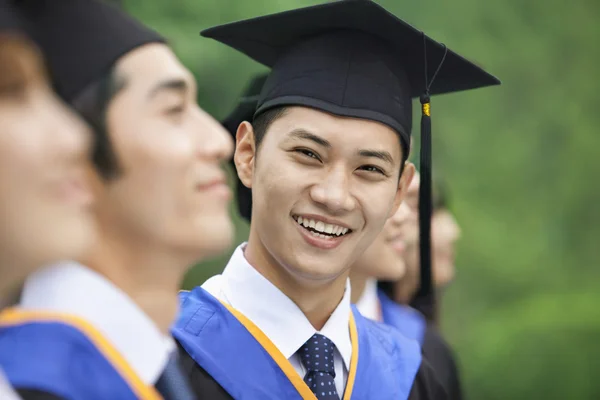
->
xmin=174 ymin=1 xmax=498 ymax=399
xmin=222 ymin=72 xmax=424 ymax=346
xmin=0 ymin=1 xmax=233 ymax=399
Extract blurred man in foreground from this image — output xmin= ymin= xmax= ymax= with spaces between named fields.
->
xmin=0 ymin=1 xmax=233 ymax=399
xmin=0 ymin=1 xmax=94 ymax=398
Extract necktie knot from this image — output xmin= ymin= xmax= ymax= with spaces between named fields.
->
xmin=299 ymin=333 xmax=339 ymax=399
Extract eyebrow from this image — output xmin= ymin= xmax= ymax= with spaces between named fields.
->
xmin=288 ymin=128 xmax=331 ymax=148
xmin=358 ymin=149 xmax=395 ymax=165
xmin=147 ymin=78 xmax=188 ymax=100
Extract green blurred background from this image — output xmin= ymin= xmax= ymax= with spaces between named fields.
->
xmin=123 ymin=1 xmax=600 ymax=398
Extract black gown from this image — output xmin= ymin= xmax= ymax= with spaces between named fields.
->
xmin=178 ymin=341 xmax=448 ymax=400
xmin=422 ymin=324 xmax=463 ymax=400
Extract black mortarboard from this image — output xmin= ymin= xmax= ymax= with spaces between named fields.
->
xmin=221 ymin=73 xmax=268 ymax=222
xmin=0 ymin=0 xmax=22 ymax=32
xmin=204 ymin=0 xmax=500 ymax=313
xmin=15 ymin=0 xmax=165 ymax=103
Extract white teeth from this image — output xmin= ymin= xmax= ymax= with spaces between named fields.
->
xmin=315 ymin=221 xmax=325 ymax=232
xmin=309 ymin=231 xmax=332 ymax=240
xmin=295 ymin=216 xmax=350 ymax=237
xmin=324 ymin=224 xmax=334 ymax=234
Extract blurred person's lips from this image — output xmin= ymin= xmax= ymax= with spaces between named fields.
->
xmin=197 ymin=173 xmax=231 ymax=200
xmin=386 ymin=234 xmax=406 ymax=255
xmin=56 ymin=169 xmax=94 ymax=208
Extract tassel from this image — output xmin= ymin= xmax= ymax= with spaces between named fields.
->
xmin=410 ymin=94 xmax=435 ymax=322
xmin=410 ymin=37 xmax=448 ymax=323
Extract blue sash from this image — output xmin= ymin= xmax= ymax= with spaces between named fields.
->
xmin=0 ymin=308 xmax=161 ymax=400
xmin=378 ymin=289 xmax=426 ymax=345
xmin=173 ymin=288 xmax=422 ymax=399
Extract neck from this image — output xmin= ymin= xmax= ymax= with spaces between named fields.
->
xmin=394 ymin=261 xmax=420 ymax=305
xmin=245 ymin=234 xmax=348 ymax=331
xmin=0 ymin=281 xmax=20 ymax=310
xmin=349 ymin=270 xmax=369 ymax=304
xmin=0 ymin=259 xmax=27 ymax=309
xmin=83 ymin=224 xmax=188 ymax=335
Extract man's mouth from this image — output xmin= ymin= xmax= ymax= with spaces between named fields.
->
xmin=292 ymin=215 xmax=352 ymax=239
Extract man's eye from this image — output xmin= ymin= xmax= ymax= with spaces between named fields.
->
xmin=296 ymin=148 xmax=320 ymax=160
xmin=165 ymin=105 xmax=185 ymax=115
xmin=359 ymin=165 xmax=385 ymax=175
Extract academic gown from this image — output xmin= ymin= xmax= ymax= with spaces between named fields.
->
xmin=378 ymin=290 xmax=462 ymax=400
xmin=173 ymin=287 xmax=447 ymax=400
xmin=0 ymin=308 xmax=162 ymax=400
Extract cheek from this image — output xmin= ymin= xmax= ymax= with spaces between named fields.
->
xmin=356 ymin=183 xmax=397 ymax=227
xmin=0 ymin=120 xmax=49 ymax=191
xmin=253 ymin=154 xmax=302 ymax=209
xmin=118 ymin=125 xmax=195 ymax=178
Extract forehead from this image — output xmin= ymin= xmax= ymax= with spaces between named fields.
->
xmin=270 ymin=106 xmax=401 ymax=154
xmin=114 ymin=43 xmax=193 ymax=88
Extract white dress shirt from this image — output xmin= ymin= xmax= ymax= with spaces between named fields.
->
xmin=19 ymin=261 xmax=174 ymax=386
xmin=354 ymin=278 xmax=382 ymax=322
xmin=203 ymin=243 xmax=352 ymax=396
xmin=0 ymin=369 xmax=21 ymax=400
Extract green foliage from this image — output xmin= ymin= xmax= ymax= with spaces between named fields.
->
xmin=124 ymin=0 xmax=600 ymax=398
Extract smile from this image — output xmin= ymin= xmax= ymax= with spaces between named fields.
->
xmin=292 ymin=215 xmax=352 ymax=239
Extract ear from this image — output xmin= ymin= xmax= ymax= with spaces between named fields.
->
xmin=233 ymin=121 xmax=256 ymax=190
xmin=388 ymin=162 xmax=416 ymax=218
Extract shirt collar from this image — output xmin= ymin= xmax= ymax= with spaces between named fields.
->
xmin=354 ymin=278 xmax=381 ymax=322
xmin=0 ymin=369 xmax=20 ymax=400
xmin=19 ymin=261 xmax=174 ymax=385
xmin=211 ymin=243 xmax=352 ymax=369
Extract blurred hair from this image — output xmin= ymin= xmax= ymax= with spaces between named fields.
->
xmin=71 ymin=67 xmax=127 ymax=179
xmin=0 ymin=34 xmax=45 ymax=99
xmin=433 ymin=176 xmax=451 ymax=211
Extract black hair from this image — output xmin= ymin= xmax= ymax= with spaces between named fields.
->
xmin=433 ymin=177 xmax=451 ymax=212
xmin=251 ymin=106 xmax=289 ymax=151
xmin=70 ymin=67 xmax=127 ymax=179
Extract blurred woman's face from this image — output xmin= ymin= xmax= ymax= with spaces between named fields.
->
xmin=431 ymin=209 xmax=461 ymax=288
xmin=393 ymin=171 xmax=461 ymax=303
xmin=0 ymin=35 xmax=95 ymax=292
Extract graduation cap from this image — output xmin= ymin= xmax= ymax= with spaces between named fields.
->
xmin=222 ymin=74 xmax=268 ymax=139
xmin=204 ymin=0 xmax=500 ymax=313
xmin=15 ymin=0 xmax=165 ymax=103
xmin=0 ymin=0 xmax=22 ymax=32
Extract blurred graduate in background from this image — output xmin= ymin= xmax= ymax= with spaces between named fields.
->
xmin=0 ymin=0 xmax=233 ymax=399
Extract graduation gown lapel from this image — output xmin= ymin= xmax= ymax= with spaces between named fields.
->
xmin=377 ymin=289 xmax=426 ymax=345
xmin=173 ymin=288 xmax=423 ymax=400
xmin=0 ymin=308 xmax=161 ymax=400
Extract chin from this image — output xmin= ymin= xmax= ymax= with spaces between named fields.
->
xmin=285 ymin=254 xmax=348 ymax=283
xmin=52 ymin=215 xmax=96 ymax=260
xmin=376 ymin=267 xmax=407 ymax=282
xmin=26 ymin=217 xmax=95 ymax=271
xmin=186 ymin=214 xmax=234 ymax=262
